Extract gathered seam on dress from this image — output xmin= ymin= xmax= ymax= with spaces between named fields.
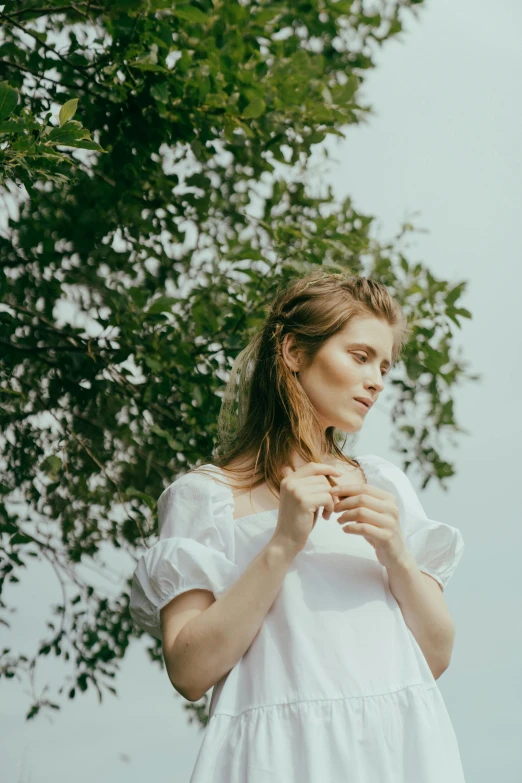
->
xmin=156 ymin=582 xmax=219 ymax=614
xmin=212 ymin=681 xmax=439 ymax=719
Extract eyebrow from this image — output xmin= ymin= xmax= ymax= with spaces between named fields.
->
xmin=348 ymin=343 xmax=392 ymax=369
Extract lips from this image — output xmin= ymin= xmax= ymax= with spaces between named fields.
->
xmin=354 ymin=397 xmax=373 ymax=409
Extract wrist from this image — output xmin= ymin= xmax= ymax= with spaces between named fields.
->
xmin=268 ymin=534 xmax=301 ymax=562
xmin=386 ymin=548 xmax=416 ymax=575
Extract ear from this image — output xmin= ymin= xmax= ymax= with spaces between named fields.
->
xmin=281 ymin=332 xmax=301 ymax=374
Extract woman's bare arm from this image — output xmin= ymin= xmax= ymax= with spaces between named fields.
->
xmin=161 ymin=534 xmax=299 ymax=701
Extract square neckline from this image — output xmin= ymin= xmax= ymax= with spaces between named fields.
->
xmin=210 ymin=456 xmax=371 ymax=524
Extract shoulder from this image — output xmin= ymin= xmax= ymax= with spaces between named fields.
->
xmin=355 ymin=453 xmax=411 ymax=480
xmin=157 ymin=465 xmax=229 ymax=516
xmin=354 ymin=453 xmax=404 ymax=481
xmin=355 ymin=454 xmax=426 ymax=513
xmin=156 ymin=465 xmax=235 ymax=541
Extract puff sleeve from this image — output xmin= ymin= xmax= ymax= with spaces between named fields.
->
xmin=130 ymin=469 xmax=241 ymax=640
xmin=361 ymin=455 xmax=464 ymax=592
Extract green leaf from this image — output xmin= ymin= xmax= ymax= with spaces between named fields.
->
xmin=145 ymin=296 xmax=177 ymax=315
xmin=59 ymin=98 xmax=79 ymax=127
xmin=41 ymin=455 xmax=62 ymax=476
xmin=124 ymin=487 xmax=156 ymax=510
xmin=144 ymin=355 xmax=163 ymax=373
xmin=71 ymin=139 xmax=105 ymax=151
xmin=150 ymin=424 xmax=182 ymax=451
xmin=77 ymin=673 xmax=88 ymax=692
xmin=0 ymin=82 xmax=18 ymax=121
xmin=27 ymin=704 xmax=40 ymax=720
xmin=43 ymin=123 xmax=104 ymax=151
xmin=128 ymin=61 xmax=169 ymax=73
xmin=150 ymin=83 xmax=170 ymax=103
xmin=17 ymin=166 xmax=35 ymax=193
xmin=0 ymin=119 xmax=35 ymax=134
xmin=9 ymin=533 xmax=33 ymax=545
xmin=48 ymin=132 xmax=86 ymax=146
xmin=46 ymin=122 xmax=89 ymax=144
xmin=242 ymin=96 xmax=266 ymax=119
xmin=332 ymin=75 xmax=359 ymax=105
xmin=254 ymin=6 xmax=286 ymax=26
xmin=171 ymin=5 xmax=208 ymax=23
xmin=446 ymin=282 xmax=466 ymax=306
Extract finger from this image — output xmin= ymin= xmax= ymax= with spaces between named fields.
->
xmin=307 ymin=490 xmax=340 ymax=521
xmin=342 ymin=521 xmax=389 ymax=541
xmin=338 ymin=507 xmax=388 ymax=528
xmin=295 ymin=476 xmax=343 ymax=494
xmin=321 ymin=483 xmax=349 ymax=519
xmin=322 ymin=490 xmax=338 ymax=520
xmin=295 ymin=462 xmax=343 ymax=480
xmin=296 ymin=489 xmax=340 ymax=513
xmin=334 ymin=493 xmax=390 ymax=517
xmin=323 ymin=483 xmax=349 ymax=519
xmin=331 ymin=482 xmax=391 ymax=501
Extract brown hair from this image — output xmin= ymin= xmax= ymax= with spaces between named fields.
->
xmin=189 ymin=268 xmax=411 ymax=503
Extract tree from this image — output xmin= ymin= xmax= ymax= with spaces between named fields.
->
xmin=0 ymin=0 xmax=476 ymax=727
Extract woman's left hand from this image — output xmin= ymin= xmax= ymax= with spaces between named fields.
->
xmin=331 ymin=482 xmax=409 ymax=570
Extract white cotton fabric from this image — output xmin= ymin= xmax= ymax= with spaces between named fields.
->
xmin=130 ymin=453 xmax=466 ymax=782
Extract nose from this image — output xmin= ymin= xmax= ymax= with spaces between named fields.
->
xmin=365 ymin=370 xmax=384 ymax=394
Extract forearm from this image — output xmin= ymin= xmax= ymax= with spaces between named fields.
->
xmin=164 ymin=535 xmax=298 ymax=701
xmin=386 ymin=550 xmax=455 ymax=679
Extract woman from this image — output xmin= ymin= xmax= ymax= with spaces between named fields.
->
xmin=130 ymin=270 xmax=465 ymax=782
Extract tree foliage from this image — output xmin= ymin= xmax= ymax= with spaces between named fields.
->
xmin=0 ymin=0 xmax=477 ymax=726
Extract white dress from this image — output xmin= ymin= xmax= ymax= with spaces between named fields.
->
xmin=130 ymin=453 xmax=466 ymax=782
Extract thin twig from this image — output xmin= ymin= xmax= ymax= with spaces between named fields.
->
xmin=34 ymin=392 xmax=147 ymax=544
xmin=3 ymin=59 xmax=103 ymax=99
xmin=2 ymin=4 xmax=103 ymax=20
xmin=0 ymin=339 xmax=90 ymax=353
xmin=0 ymin=13 xmax=96 ymax=77
xmin=3 ymin=299 xmax=89 ymax=343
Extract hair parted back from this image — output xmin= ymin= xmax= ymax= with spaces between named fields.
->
xmin=189 ymin=268 xmax=412 ymax=506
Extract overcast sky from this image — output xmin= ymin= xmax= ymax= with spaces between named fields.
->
xmin=2 ymin=0 xmax=521 ymax=781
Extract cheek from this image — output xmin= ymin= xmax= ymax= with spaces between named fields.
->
xmin=325 ymin=354 xmax=357 ymax=385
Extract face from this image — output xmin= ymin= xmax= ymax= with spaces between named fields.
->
xmin=284 ymin=315 xmax=395 ymax=433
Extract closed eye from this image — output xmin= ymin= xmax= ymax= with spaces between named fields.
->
xmin=353 ymin=353 xmax=390 ymax=377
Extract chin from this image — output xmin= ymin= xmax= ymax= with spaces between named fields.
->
xmin=332 ymin=418 xmax=361 ymax=433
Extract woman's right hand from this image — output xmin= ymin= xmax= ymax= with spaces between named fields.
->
xmin=272 ymin=462 xmax=343 ymax=553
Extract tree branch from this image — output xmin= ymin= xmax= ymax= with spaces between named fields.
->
xmin=0 ymin=12 xmax=96 ymax=78
xmin=33 ymin=391 xmax=147 ymax=545
xmin=2 ymin=59 xmax=103 ymax=99
xmin=3 ymin=299 xmax=91 ymax=343
xmin=0 ymin=4 xmax=103 ymax=20
xmin=0 ymin=339 xmax=90 ymax=353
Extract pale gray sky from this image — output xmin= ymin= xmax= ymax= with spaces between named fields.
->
xmin=2 ymin=0 xmax=521 ymax=780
